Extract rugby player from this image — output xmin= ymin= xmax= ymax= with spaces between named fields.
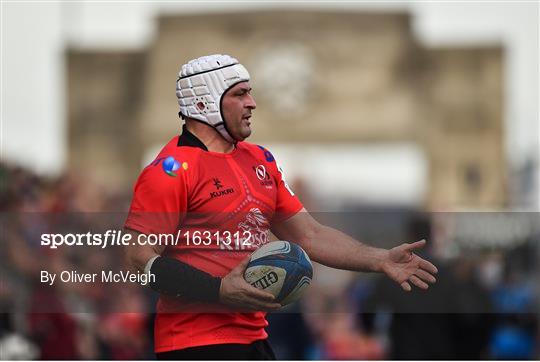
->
xmin=125 ymin=54 xmax=438 ymax=360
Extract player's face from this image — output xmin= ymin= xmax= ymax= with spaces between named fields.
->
xmin=222 ymin=82 xmax=257 ymax=141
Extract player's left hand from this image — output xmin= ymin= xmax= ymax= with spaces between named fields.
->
xmin=381 ymin=239 xmax=438 ymax=291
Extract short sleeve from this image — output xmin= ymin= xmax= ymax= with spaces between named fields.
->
xmin=274 ymin=163 xmax=303 ymax=221
xmin=124 ymin=156 xmax=188 ymax=235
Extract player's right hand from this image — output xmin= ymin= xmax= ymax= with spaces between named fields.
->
xmin=219 ymin=256 xmax=282 ymax=312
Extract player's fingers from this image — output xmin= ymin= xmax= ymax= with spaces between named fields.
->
xmin=419 ymin=259 xmax=438 ymax=274
xmin=414 ymin=269 xmax=437 ymax=284
xmin=400 ymin=281 xmax=412 ymax=292
xmin=260 ymin=302 xmax=282 ymax=311
xmin=244 ymin=284 xmax=276 ymax=302
xmin=406 ymin=239 xmax=426 ymax=251
xmin=409 ymin=275 xmax=429 ymax=290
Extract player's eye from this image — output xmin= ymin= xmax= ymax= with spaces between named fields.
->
xmin=236 ymin=88 xmax=251 ymax=96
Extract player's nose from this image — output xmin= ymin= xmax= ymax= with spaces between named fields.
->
xmin=246 ymin=94 xmax=256 ymax=110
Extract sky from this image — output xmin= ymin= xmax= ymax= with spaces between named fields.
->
xmin=1 ymin=1 xmax=538 ymax=206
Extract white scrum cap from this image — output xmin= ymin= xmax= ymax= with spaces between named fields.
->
xmin=176 ymin=54 xmax=250 ymax=143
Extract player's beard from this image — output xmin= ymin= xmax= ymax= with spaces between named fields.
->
xmin=239 ymin=118 xmax=252 ymax=139
xmin=227 ymin=117 xmax=252 ymax=141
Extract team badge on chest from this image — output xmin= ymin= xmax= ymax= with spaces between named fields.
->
xmin=253 ymin=165 xmax=273 ymax=188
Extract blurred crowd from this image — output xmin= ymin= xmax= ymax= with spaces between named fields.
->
xmin=1 ymin=162 xmax=538 ymax=360
xmin=0 ymin=163 xmax=152 ymax=359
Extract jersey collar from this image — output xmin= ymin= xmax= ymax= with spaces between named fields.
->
xmin=177 ymin=124 xmax=209 ymax=151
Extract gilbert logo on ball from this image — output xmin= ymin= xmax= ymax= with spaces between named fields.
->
xmin=244 ymin=241 xmax=313 ymax=305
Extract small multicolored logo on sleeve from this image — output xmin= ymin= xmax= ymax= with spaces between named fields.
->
xmin=161 ymin=156 xmax=188 ymax=177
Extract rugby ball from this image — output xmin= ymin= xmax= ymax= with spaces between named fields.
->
xmin=244 ymin=240 xmax=313 ymax=305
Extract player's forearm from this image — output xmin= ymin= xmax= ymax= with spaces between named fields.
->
xmin=124 ymin=229 xmax=221 ymax=301
xmin=124 ymin=229 xmax=162 ymax=272
xmin=300 ymin=224 xmax=389 ymax=273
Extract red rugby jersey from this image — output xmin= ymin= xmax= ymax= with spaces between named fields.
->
xmin=125 ymin=128 xmax=303 ymax=352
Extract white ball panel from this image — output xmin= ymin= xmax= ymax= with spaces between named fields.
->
xmin=250 ymin=241 xmax=291 ymax=262
xmin=244 ymin=265 xmax=287 ymax=298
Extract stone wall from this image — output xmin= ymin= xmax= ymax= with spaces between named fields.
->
xmin=67 ymin=51 xmax=145 ymax=190
xmin=67 ymin=11 xmax=505 ymax=208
